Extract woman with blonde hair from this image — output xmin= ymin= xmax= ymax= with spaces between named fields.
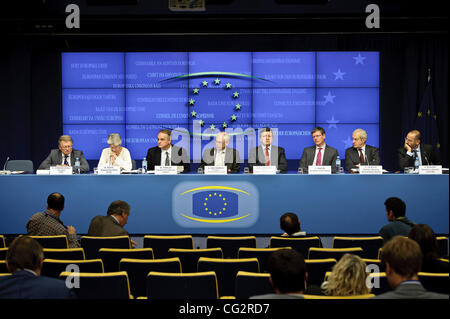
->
xmin=321 ymin=254 xmax=371 ymax=296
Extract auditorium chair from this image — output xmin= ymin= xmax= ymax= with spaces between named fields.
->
xmin=362 ymin=258 xmax=384 ymax=272
xmin=60 ymin=271 xmax=132 ymax=299
xmin=99 ymin=248 xmax=154 ymax=272
xmin=29 ymin=235 xmax=69 ymax=249
xmin=41 ymin=259 xmax=104 ymax=278
xmin=197 ymin=257 xmax=260 ymax=297
xmin=303 ymin=294 xmax=375 ymax=299
xmin=206 ymin=236 xmax=257 ymax=259
xmin=0 ymin=261 xmax=8 ymax=273
xmin=5 ymin=160 xmax=34 ymax=173
xmin=167 ymin=247 xmax=223 ymax=273
xmin=308 ymin=247 xmax=364 ymax=261
xmin=0 ymin=248 xmax=7 ymax=260
xmin=305 ymin=258 xmax=336 ymax=287
xmin=143 ymin=235 xmax=193 ymax=259
xmin=119 ymin=257 xmax=182 ymax=298
xmin=436 ymin=237 xmax=449 ymax=258
xmin=269 ymin=236 xmax=322 ymax=259
xmin=0 ymin=235 xmax=5 ymax=248
xmin=238 ymin=247 xmax=291 ymax=273
xmin=332 ymin=236 xmax=384 ymax=259
xmin=80 ymin=235 xmax=131 ymax=260
xmin=235 ymin=271 xmax=273 ymax=299
xmin=43 ymin=248 xmax=85 ymax=260
xmin=418 ymin=272 xmax=449 ymax=294
xmin=367 ymin=272 xmax=390 ymax=295
xmin=146 ymin=271 xmax=218 ymax=299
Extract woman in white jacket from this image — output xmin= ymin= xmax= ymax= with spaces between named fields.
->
xmin=98 ymin=133 xmax=132 ymax=171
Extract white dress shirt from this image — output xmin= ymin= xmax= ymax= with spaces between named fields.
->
xmin=61 ymin=154 xmax=72 ymax=166
xmin=312 ymin=144 xmax=327 ymax=166
xmin=98 ymin=147 xmax=132 ymax=171
xmin=160 ymin=146 xmax=172 ymax=166
xmin=214 ymin=148 xmax=226 ymax=166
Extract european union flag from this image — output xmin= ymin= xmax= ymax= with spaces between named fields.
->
xmin=193 ymin=191 xmax=238 ymax=219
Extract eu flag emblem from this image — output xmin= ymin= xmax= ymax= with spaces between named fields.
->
xmin=193 ymin=191 xmax=238 ymax=219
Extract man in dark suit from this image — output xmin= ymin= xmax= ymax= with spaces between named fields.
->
xmin=298 ymin=127 xmax=338 ymax=172
xmin=398 ymin=130 xmax=441 ymax=170
xmin=145 ymin=129 xmax=190 ymax=172
xmin=38 ymin=135 xmax=89 ymax=173
xmin=199 ymin=131 xmax=241 ymax=173
xmin=345 ymin=128 xmax=380 ymax=172
xmin=248 ymin=127 xmax=288 ymax=173
xmin=0 ymin=236 xmax=75 ymax=299
xmin=373 ymin=236 xmax=447 ymax=299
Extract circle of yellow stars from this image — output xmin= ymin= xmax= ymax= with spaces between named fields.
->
xmin=203 ymin=192 xmax=228 ymax=216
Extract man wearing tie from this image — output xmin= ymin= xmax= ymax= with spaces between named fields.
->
xmin=248 ymin=127 xmax=288 ymax=173
xmin=199 ymin=131 xmax=241 ymax=173
xmin=38 ymin=135 xmax=89 ymax=173
xmin=145 ymin=129 xmax=190 ymax=172
xmin=398 ymin=130 xmax=441 ymax=170
xmin=345 ymin=128 xmax=380 ymax=172
xmin=298 ymin=127 xmax=338 ymax=172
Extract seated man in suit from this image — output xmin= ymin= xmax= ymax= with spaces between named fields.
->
xmin=145 ymin=129 xmax=190 ymax=172
xmin=248 ymin=127 xmax=288 ymax=173
xmin=199 ymin=131 xmax=241 ymax=173
xmin=0 ymin=236 xmax=75 ymax=299
xmin=398 ymin=129 xmax=441 ymax=170
xmin=345 ymin=128 xmax=380 ymax=172
xmin=298 ymin=127 xmax=338 ymax=172
xmin=38 ymin=135 xmax=90 ymax=173
xmin=373 ymin=236 xmax=448 ymax=299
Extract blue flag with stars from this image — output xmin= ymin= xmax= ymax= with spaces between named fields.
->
xmin=193 ymin=191 xmax=238 ymax=219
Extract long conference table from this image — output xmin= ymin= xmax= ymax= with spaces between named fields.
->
xmin=0 ymin=174 xmax=448 ymax=235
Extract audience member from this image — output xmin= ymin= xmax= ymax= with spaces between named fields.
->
xmin=250 ymin=249 xmax=307 ymax=299
xmin=280 ymin=212 xmax=305 ymax=236
xmin=408 ymin=224 xmax=449 ymax=273
xmin=321 ymin=253 xmax=371 ymax=296
xmin=373 ymin=236 xmax=448 ymax=299
xmin=0 ymin=236 xmax=75 ymax=299
xmin=379 ymin=197 xmax=415 ymax=243
xmin=26 ymin=192 xmax=80 ymax=248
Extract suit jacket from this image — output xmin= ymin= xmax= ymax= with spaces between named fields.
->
xmin=398 ymin=143 xmax=441 ymax=170
xmin=0 ymin=270 xmax=75 ymax=299
xmin=87 ymin=215 xmax=129 ymax=237
xmin=345 ymin=145 xmax=380 ymax=172
xmin=372 ymin=281 xmax=448 ymax=299
xmin=38 ymin=149 xmax=90 ymax=173
xmin=146 ymin=145 xmax=190 ymax=172
xmin=298 ymin=145 xmax=339 ymax=171
xmin=199 ymin=147 xmax=241 ymax=173
xmin=248 ymin=145 xmax=288 ymax=173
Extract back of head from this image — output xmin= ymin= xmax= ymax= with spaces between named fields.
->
xmin=325 ymin=254 xmax=370 ymax=296
xmin=47 ymin=192 xmax=65 ymax=211
xmin=280 ymin=212 xmax=300 ymax=235
xmin=107 ymin=200 xmax=130 ymax=216
xmin=384 ymin=197 xmax=406 ymax=218
xmin=381 ymin=236 xmax=422 ymax=278
xmin=408 ymin=224 xmax=438 ymax=260
xmin=268 ymin=249 xmax=306 ymax=293
xmin=6 ymin=236 xmax=44 ymax=273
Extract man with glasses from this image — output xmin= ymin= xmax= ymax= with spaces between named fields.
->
xmin=38 ymin=135 xmax=90 ymax=173
xmin=298 ymin=127 xmax=339 ymax=172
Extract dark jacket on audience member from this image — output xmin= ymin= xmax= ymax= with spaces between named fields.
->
xmin=87 ymin=215 xmax=129 ymax=237
xmin=379 ymin=217 xmax=415 ymax=243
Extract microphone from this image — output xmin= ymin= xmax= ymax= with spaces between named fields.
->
xmin=0 ymin=157 xmax=11 ymax=175
xmin=3 ymin=156 xmax=10 ymax=171
xmin=364 ymin=153 xmax=370 ymax=166
xmin=424 ymin=154 xmax=430 ymax=165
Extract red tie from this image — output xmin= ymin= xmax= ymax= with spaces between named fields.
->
xmin=265 ymin=147 xmax=270 ymax=166
xmin=359 ymin=149 xmax=365 ymax=164
xmin=316 ymin=148 xmax=322 ymax=166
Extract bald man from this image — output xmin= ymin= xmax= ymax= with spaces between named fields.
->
xmin=398 ymin=130 xmax=441 ymax=170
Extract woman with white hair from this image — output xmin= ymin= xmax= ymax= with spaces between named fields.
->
xmin=98 ymin=133 xmax=132 ymax=171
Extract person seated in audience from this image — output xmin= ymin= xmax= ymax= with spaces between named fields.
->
xmin=408 ymin=224 xmax=449 ymax=273
xmin=38 ymin=135 xmax=89 ymax=173
xmin=26 ymin=192 xmax=80 ymax=248
xmin=373 ymin=236 xmax=448 ymax=299
xmin=250 ymin=249 xmax=307 ymax=299
xmin=321 ymin=253 xmax=371 ymax=296
xmin=98 ymin=133 xmax=132 ymax=171
xmin=379 ymin=197 xmax=415 ymax=243
xmin=280 ymin=212 xmax=305 ymax=236
xmin=87 ymin=200 xmax=136 ymax=247
xmin=0 ymin=236 xmax=75 ymax=299
xmin=344 ymin=128 xmax=380 ymax=172
xmin=199 ymin=131 xmax=241 ymax=173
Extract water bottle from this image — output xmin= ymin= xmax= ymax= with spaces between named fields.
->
xmin=142 ymin=158 xmax=147 ymax=173
xmin=336 ymin=156 xmax=341 ymax=174
xmin=74 ymin=157 xmax=81 ymax=174
xmin=414 ymin=155 xmax=420 ymax=172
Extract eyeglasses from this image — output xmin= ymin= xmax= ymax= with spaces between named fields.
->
xmin=60 ymin=145 xmax=73 ymax=149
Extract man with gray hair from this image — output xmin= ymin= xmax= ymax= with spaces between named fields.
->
xmin=199 ymin=131 xmax=241 ymax=173
xmin=38 ymin=135 xmax=90 ymax=173
xmin=344 ymin=128 xmax=380 ymax=172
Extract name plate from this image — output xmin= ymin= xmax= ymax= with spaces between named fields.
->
xmin=419 ymin=165 xmax=442 ymax=175
xmin=36 ymin=169 xmax=50 ymax=175
xmin=205 ymin=166 xmax=227 ymax=175
xmin=49 ymin=166 xmax=73 ymax=175
xmin=155 ymin=166 xmax=178 ymax=175
xmin=359 ymin=165 xmax=383 ymax=175
xmin=308 ymin=165 xmax=331 ymax=175
xmin=253 ymin=166 xmax=277 ymax=175
xmin=98 ymin=166 xmax=121 ymax=175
